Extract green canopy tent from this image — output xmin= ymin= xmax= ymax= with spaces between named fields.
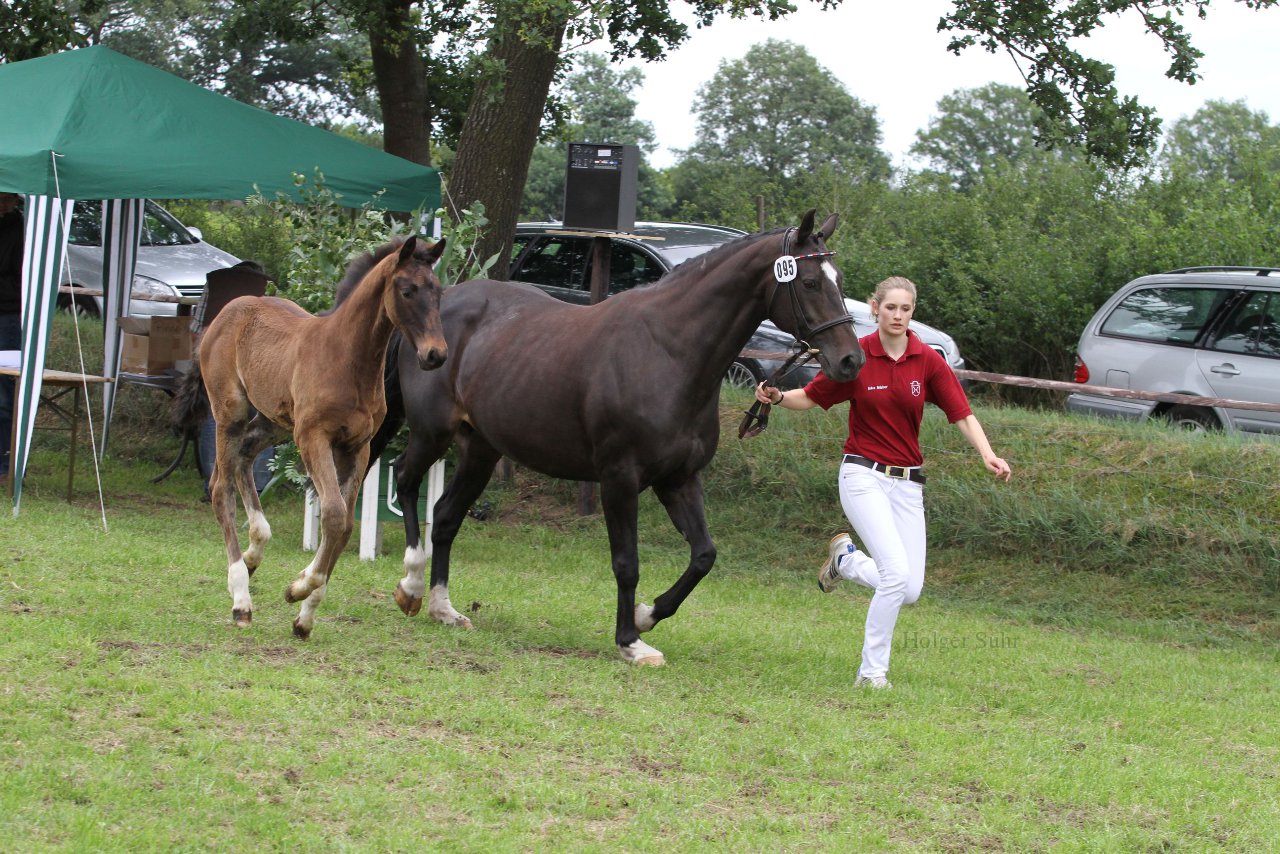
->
xmin=0 ymin=45 xmax=440 ymax=513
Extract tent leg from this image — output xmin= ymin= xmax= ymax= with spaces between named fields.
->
xmin=67 ymin=388 xmax=80 ymax=502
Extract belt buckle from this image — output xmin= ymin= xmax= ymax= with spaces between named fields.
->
xmin=884 ymin=465 xmax=909 ymax=479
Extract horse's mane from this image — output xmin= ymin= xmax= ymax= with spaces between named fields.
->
xmin=331 ymin=238 xmax=409 ymax=309
xmin=658 ymin=226 xmax=787 ymax=287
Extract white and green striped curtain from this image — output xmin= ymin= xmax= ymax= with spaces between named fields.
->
xmin=100 ymin=198 xmax=144 ymax=454
xmin=12 ymin=194 xmax=74 ymax=513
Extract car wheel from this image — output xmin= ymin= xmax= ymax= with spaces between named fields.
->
xmin=724 ymin=359 xmax=763 ymax=390
xmin=56 ymin=285 xmax=101 ymax=319
xmin=1164 ymin=405 xmax=1220 ymax=433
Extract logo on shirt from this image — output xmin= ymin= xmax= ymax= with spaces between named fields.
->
xmin=910 ymin=380 xmax=922 ymax=397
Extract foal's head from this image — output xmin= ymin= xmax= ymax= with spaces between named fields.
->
xmin=378 ymin=236 xmax=448 ymax=370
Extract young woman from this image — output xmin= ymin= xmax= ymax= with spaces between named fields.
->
xmin=756 ymin=276 xmax=1011 ymax=688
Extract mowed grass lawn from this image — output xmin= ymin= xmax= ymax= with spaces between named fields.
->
xmin=3 ymin=412 xmax=1278 ymax=852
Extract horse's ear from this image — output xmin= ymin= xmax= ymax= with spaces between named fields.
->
xmin=818 ymin=212 xmax=838 ymax=241
xmin=398 ymin=235 xmax=418 ymax=264
xmin=796 ymin=208 xmax=817 ymax=243
xmin=425 ymin=237 xmax=446 ymax=265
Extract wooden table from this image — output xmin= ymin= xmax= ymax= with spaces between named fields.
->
xmin=1 ymin=367 xmax=111 ymax=502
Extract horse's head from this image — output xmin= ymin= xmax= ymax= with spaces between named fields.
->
xmin=765 ymin=209 xmax=864 ymax=383
xmin=383 ymin=235 xmax=448 ymax=370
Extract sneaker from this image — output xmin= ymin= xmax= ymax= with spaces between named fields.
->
xmin=855 ymin=675 xmax=892 ymax=689
xmin=818 ymin=533 xmax=852 ymax=593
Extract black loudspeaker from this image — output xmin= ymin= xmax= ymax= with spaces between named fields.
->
xmin=563 ymin=142 xmax=638 ymax=231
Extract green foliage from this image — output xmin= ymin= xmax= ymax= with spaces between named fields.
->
xmin=245 ymin=170 xmax=402 ymax=313
xmin=684 ymin=38 xmax=890 ymax=182
xmin=431 ymin=198 xmax=500 ymax=285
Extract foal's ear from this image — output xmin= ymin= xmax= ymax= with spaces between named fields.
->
xmin=424 ymin=237 xmax=446 ymax=265
xmin=795 ymin=208 xmax=817 ymax=243
xmin=398 ymin=235 xmax=418 ymax=264
xmin=818 ymin=212 xmax=838 ymax=241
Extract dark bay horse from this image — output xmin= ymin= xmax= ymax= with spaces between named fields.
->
xmin=374 ymin=209 xmax=862 ymax=665
xmin=187 ymin=236 xmax=447 ymax=639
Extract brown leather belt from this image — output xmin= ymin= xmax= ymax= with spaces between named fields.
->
xmin=843 ymin=454 xmax=926 ymax=485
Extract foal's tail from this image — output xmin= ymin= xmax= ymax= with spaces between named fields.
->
xmin=169 ymin=351 xmax=210 ymax=442
xmin=365 ymin=331 xmax=406 ymax=473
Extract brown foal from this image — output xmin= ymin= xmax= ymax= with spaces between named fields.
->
xmin=197 ymin=236 xmax=447 ymax=639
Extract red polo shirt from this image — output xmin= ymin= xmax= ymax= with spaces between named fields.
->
xmin=803 ymin=331 xmax=971 ymax=467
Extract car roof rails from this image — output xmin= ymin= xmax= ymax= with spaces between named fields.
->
xmin=1164 ymin=265 xmax=1280 ymax=277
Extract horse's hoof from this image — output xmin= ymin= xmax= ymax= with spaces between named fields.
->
xmin=291 ymin=619 xmax=311 ymax=641
xmin=635 ymin=603 xmax=657 ymax=633
xmin=232 ymin=608 xmax=252 ymax=628
xmin=393 ymin=584 xmax=423 ymax=617
xmin=619 ymin=639 xmax=665 ymax=666
xmin=284 ymin=582 xmax=305 ymax=604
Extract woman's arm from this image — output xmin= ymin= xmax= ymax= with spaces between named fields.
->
xmin=954 ymin=414 xmax=1012 ymax=481
xmin=756 ymin=382 xmax=819 ymax=411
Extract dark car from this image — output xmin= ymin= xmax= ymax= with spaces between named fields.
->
xmin=510 ymin=220 xmax=966 ymax=389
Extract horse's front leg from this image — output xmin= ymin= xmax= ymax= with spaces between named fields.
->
xmin=600 ymin=480 xmax=664 ymax=666
xmin=286 ymin=434 xmax=361 ymax=639
xmin=413 ymin=429 xmax=502 ymax=628
xmin=641 ymin=474 xmax=717 ymax=633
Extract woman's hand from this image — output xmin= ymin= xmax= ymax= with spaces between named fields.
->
xmin=755 ymin=382 xmax=782 ymax=406
xmin=984 ymin=454 xmax=1012 ymax=481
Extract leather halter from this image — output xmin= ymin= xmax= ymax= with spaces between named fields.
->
xmin=739 ymin=228 xmax=854 ymax=439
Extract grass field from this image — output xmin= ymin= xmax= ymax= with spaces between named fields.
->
xmin=2 ymin=381 xmax=1278 ymax=851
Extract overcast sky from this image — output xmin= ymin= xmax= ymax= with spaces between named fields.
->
xmin=615 ymin=1 xmax=1280 ymax=169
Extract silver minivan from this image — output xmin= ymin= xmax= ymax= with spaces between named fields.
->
xmin=1066 ymin=267 xmax=1280 ymax=434
xmin=60 ymin=200 xmax=240 ymax=318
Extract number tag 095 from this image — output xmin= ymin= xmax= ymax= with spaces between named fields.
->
xmin=773 ymin=255 xmax=797 ymax=283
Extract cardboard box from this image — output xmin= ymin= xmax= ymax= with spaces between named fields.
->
xmin=119 ymin=316 xmax=192 ymax=374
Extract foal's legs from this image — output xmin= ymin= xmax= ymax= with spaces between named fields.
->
xmin=599 ymin=479 xmax=665 ymax=666
xmin=285 ymin=430 xmax=368 ymax=639
xmin=638 ymin=475 xmax=717 ymax=633
xmin=233 ymin=413 xmax=278 ymax=574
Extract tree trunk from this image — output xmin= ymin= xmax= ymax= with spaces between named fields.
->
xmin=447 ymin=9 xmax=566 ymax=280
xmin=369 ymin=0 xmax=432 ymax=167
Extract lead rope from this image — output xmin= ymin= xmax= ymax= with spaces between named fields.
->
xmin=737 ymin=343 xmax=818 ymax=439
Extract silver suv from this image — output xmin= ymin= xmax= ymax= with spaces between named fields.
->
xmin=1066 ymin=267 xmax=1280 ymax=433
xmin=510 ymin=221 xmax=966 ymax=388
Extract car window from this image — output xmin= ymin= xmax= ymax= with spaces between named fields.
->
xmin=511 ymin=236 xmax=590 ymax=291
xmin=139 ymin=202 xmax=195 ymax=247
xmin=67 ymin=200 xmax=196 ymax=247
xmin=1100 ymin=286 xmax=1232 ymax=345
xmin=1213 ymin=291 xmax=1279 ymax=358
xmin=598 ymin=245 xmax=664 ymax=294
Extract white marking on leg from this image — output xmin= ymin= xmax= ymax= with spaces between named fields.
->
xmin=634 ymin=603 xmax=657 ymax=633
xmin=288 ymin=556 xmax=322 ymax=601
xmin=402 ymin=545 xmax=427 ymax=600
xmin=243 ymin=510 xmax=273 ymax=569
xmin=228 ymin=558 xmax=252 ymax=617
xmin=295 ymin=584 xmax=327 ymax=636
xmin=619 ymin=639 xmax=665 ymax=666
xmin=427 ymin=584 xmax=473 ymax=629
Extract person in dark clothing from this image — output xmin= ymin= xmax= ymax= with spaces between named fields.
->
xmin=0 ymin=192 xmax=24 ymax=479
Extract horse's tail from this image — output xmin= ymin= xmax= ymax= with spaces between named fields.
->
xmin=366 ymin=331 xmax=406 ymax=473
xmin=169 ymin=349 xmax=210 ymax=441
